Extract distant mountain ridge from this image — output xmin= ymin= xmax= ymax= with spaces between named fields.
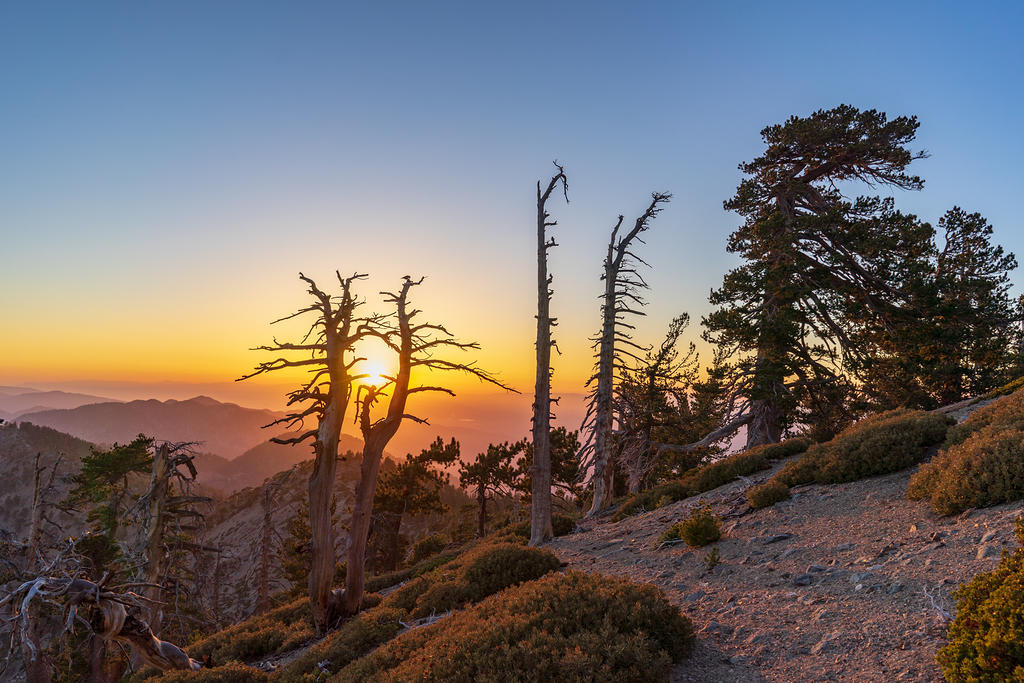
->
xmin=18 ymin=396 xmax=285 ymax=460
xmin=0 ymin=389 xmax=119 ymax=418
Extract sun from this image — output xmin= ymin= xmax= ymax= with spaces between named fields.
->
xmin=361 ymin=361 xmax=390 ymax=386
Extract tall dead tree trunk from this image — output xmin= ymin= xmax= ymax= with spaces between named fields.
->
xmin=23 ymin=453 xmax=61 ymax=683
xmin=343 ymin=277 xmax=513 ymax=616
xmin=145 ymin=444 xmax=170 ymax=636
xmin=583 ymin=193 xmax=671 ymax=516
xmin=240 ymin=272 xmax=373 ymax=634
xmin=531 ymin=163 xmax=568 ymax=545
xmin=257 ymin=485 xmax=274 ymax=615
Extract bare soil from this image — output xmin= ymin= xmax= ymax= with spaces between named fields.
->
xmin=549 ymin=459 xmax=1022 ymax=682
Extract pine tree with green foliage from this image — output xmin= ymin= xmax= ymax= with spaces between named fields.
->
xmin=703 ymin=105 xmax=933 ymax=447
xmin=859 ymin=207 xmax=1018 ymax=408
xmin=372 ymin=437 xmax=459 ymax=571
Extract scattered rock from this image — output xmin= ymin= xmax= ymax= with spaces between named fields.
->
xmin=834 ymin=542 xmax=855 ymax=551
xmin=977 ymin=544 xmax=1001 ymax=559
xmin=763 ymin=533 xmax=794 ymax=544
xmin=807 ymin=564 xmax=827 ymax=573
xmin=810 ymin=631 xmax=841 ymax=655
xmin=980 ymin=530 xmax=998 ymax=543
xmin=793 ymin=573 xmax=814 ymax=586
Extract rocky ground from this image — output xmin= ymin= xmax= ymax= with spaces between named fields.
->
xmin=549 ymin=459 xmax=1021 ymax=682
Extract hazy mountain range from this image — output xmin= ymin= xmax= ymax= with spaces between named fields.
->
xmin=0 ymin=386 xmax=119 ymax=421
xmin=16 ymin=395 xmax=284 ymax=460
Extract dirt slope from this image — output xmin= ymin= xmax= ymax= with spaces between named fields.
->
xmin=550 ymin=459 xmax=1021 ymax=682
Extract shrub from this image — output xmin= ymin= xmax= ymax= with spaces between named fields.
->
xmin=747 ymin=480 xmax=791 ymax=509
xmin=510 ymin=512 xmax=577 ymax=539
xmin=408 ymin=534 xmax=447 ymax=566
xmin=982 ymin=375 xmax=1024 ymax=400
xmin=333 ymin=571 xmax=695 ymax=682
xmin=612 ymin=438 xmax=811 ymax=521
xmin=273 ymin=607 xmax=407 ymax=682
xmin=379 ymin=541 xmax=562 ymax=619
xmin=364 ymin=550 xmax=459 ymax=593
xmin=909 ymin=424 xmax=1024 ymax=515
xmin=688 ymin=450 xmax=769 ymax=493
xmin=139 ymin=664 xmax=270 ymax=683
xmin=612 ymin=480 xmax=691 ymax=521
xmin=945 ymin=387 xmax=1024 ymax=449
xmin=938 ymin=519 xmax=1024 ymax=681
xmin=770 ymin=410 xmax=951 ymax=489
xmin=658 ymin=504 xmax=721 ymax=547
xmin=909 ymin=389 xmax=1024 ymax=515
xmin=187 ymin=597 xmax=312 ymax=664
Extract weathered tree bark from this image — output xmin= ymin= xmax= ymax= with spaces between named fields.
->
xmin=240 ymin=272 xmax=370 ymax=634
xmin=584 ymin=193 xmax=671 ymax=516
xmin=144 ymin=444 xmax=170 ymax=636
xmin=531 ymin=164 xmax=568 ymax=545
xmin=257 ymin=484 xmax=274 ymax=615
xmin=343 ymin=277 xmax=513 ymax=615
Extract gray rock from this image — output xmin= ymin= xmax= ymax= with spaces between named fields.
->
xmin=780 ymin=548 xmax=800 ymax=559
xmin=977 ymin=544 xmax=1001 ymax=559
xmin=682 ymin=590 xmax=707 ymax=602
xmin=763 ymin=533 xmax=794 ymax=544
xmin=810 ymin=632 xmax=841 ymax=655
xmin=981 ymin=530 xmax=999 ymax=543
xmin=745 ymin=631 xmax=770 ymax=645
xmin=807 ymin=564 xmax=827 ymax=573
xmin=886 ymin=583 xmax=905 ymax=595
xmin=702 ymin=620 xmax=734 ymax=637
xmin=793 ymin=573 xmax=814 ymax=586
xmin=834 ymin=542 xmax=855 ymax=551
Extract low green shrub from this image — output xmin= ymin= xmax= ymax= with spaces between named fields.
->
xmin=909 ymin=389 xmax=1024 ymax=515
xmin=770 ymin=410 xmax=951 ymax=489
xmin=273 ymin=607 xmax=406 ymax=682
xmin=332 ymin=571 xmax=695 ymax=682
xmin=140 ymin=664 xmax=270 ymax=683
xmin=408 ymin=534 xmax=447 ymax=566
xmin=396 ymin=542 xmax=562 ymax=618
xmin=945 ymin=387 xmax=1024 ymax=449
xmin=747 ymin=480 xmax=791 ymax=509
xmin=938 ymin=519 xmax=1024 ymax=681
xmin=909 ymin=424 xmax=1024 ymax=515
xmin=658 ymin=504 xmax=721 ymax=547
xmin=612 ymin=480 xmax=691 ymax=521
xmin=364 ymin=550 xmax=459 ymax=593
xmin=612 ymin=438 xmax=812 ymax=521
xmin=186 ymin=597 xmax=312 ymax=664
xmin=510 ymin=512 xmax=577 ymax=539
xmin=688 ymin=450 xmax=769 ymax=494
xmin=982 ymin=375 xmax=1024 ymax=400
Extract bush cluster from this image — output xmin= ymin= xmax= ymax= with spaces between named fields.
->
xmin=658 ymin=503 xmax=721 ymax=547
xmin=772 ymin=409 xmax=951 ymax=487
xmin=510 ymin=512 xmax=577 ymax=539
xmin=363 ymin=549 xmax=459 ymax=593
xmin=138 ymin=664 xmax=271 ymax=683
xmin=383 ymin=542 xmax=562 ymax=619
xmin=938 ymin=519 xmax=1024 ymax=681
xmin=273 ymin=607 xmax=407 ymax=682
xmin=333 ymin=571 xmax=695 ymax=682
xmin=746 ymin=480 xmax=791 ymax=509
xmin=611 ymin=438 xmax=811 ymax=521
xmin=909 ymin=389 xmax=1024 ymax=514
xmin=407 ymin=533 xmax=447 ymax=566
xmin=185 ymin=597 xmax=312 ymax=665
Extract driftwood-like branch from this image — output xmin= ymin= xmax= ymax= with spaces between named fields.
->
xmin=2 ymin=577 xmax=201 ymax=672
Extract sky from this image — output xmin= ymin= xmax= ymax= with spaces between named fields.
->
xmin=1 ymin=1 xmax=1022 ymax=446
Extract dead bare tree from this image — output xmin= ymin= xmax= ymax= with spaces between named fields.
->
xmin=531 ymin=162 xmax=569 ymax=545
xmin=580 ymin=192 xmax=671 ymax=516
xmin=343 ymin=276 xmax=514 ymax=615
xmin=239 ymin=272 xmax=377 ymax=634
xmin=2 ymin=540 xmax=203 ymax=678
xmin=138 ymin=443 xmax=208 ymax=638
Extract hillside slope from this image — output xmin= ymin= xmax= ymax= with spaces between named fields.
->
xmin=551 ymin=456 xmax=1019 ymax=682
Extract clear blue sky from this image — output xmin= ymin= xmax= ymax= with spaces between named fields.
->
xmin=1 ymin=1 xmax=1022 ymax=403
